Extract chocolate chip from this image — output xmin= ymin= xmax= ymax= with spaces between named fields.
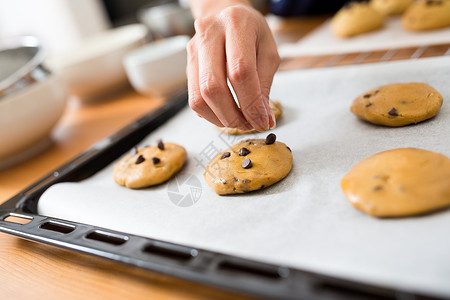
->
xmin=374 ymin=90 xmax=380 ymax=94
xmin=426 ymin=0 xmax=441 ymax=5
xmin=152 ymin=157 xmax=160 ymax=164
xmin=388 ymin=107 xmax=398 ymax=117
xmin=242 ymin=158 xmax=252 ymax=169
xmin=232 ymin=177 xmax=239 ymax=182
xmin=286 ymin=146 xmax=292 ymax=152
xmin=363 ymin=94 xmax=371 ymax=98
xmin=157 ymin=139 xmax=165 ymax=150
xmin=221 ymin=152 xmax=231 ymax=159
xmin=365 ymin=103 xmax=372 ymax=108
xmin=260 ymin=185 xmax=265 ymax=189
xmin=135 ymin=155 xmax=145 ymax=164
xmin=373 ymin=185 xmax=383 ymax=191
xmin=130 ymin=147 xmax=138 ymax=156
xmin=265 ymin=133 xmax=276 ymax=145
xmin=239 ymin=147 xmax=251 ymax=156
xmin=242 ymin=179 xmax=251 ymax=184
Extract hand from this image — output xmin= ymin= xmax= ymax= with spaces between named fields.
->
xmin=187 ymin=2 xmax=280 ymax=131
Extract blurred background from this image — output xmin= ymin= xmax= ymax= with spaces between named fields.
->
xmin=0 ymin=0 xmax=271 ymax=57
xmin=0 ymin=0 xmax=193 ymax=57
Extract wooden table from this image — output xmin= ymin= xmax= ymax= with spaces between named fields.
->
xmin=1 ymin=15 xmax=449 ymax=299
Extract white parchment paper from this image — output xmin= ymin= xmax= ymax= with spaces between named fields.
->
xmin=39 ymin=57 xmax=450 ymax=297
xmin=279 ymin=18 xmax=450 ymax=57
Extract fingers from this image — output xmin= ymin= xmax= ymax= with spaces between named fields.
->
xmin=188 ymin=18 xmax=252 ymax=131
xmin=187 ymin=37 xmax=224 ymax=128
xmin=187 ymin=5 xmax=279 ymax=132
xmin=225 ymin=29 xmax=269 ymax=130
xmin=256 ymin=28 xmax=281 ymax=129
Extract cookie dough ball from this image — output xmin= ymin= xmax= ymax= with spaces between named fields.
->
xmin=218 ymin=100 xmax=283 ymax=135
xmin=402 ymin=0 xmax=450 ymax=31
xmin=350 ymin=82 xmax=443 ymax=127
xmin=341 ymin=148 xmax=450 ymax=217
xmin=204 ymin=134 xmax=293 ymax=195
xmin=114 ymin=141 xmax=187 ymax=188
xmin=331 ymin=2 xmax=384 ymax=38
xmin=370 ymin=0 xmax=413 ymax=16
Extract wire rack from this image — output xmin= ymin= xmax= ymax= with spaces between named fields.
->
xmin=279 ymin=43 xmax=450 ymax=71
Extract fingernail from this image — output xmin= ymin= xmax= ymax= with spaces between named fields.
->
xmin=269 ymin=109 xmax=276 ymax=129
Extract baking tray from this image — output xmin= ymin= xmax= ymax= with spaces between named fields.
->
xmin=0 ymin=88 xmax=445 ymax=300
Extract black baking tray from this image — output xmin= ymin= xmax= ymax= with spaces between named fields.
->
xmin=0 ymin=89 xmax=444 ymax=300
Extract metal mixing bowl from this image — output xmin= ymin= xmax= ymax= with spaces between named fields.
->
xmin=0 ymin=36 xmax=51 ymax=99
xmin=0 ymin=36 xmax=67 ymax=169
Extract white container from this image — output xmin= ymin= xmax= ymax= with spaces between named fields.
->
xmin=47 ymin=24 xmax=149 ymax=101
xmin=123 ymin=35 xmax=189 ymax=98
xmin=0 ymin=73 xmax=67 ymax=169
xmin=138 ymin=3 xmax=194 ymax=39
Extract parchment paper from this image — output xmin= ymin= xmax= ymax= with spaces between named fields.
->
xmin=278 ymin=17 xmax=450 ymax=57
xmin=39 ymin=57 xmax=450 ymax=297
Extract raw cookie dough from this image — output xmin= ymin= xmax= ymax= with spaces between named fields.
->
xmin=114 ymin=141 xmax=186 ymax=189
xmin=204 ymin=134 xmax=293 ymax=195
xmin=350 ymin=82 xmax=443 ymax=127
xmin=331 ymin=2 xmax=384 ymax=38
xmin=402 ymin=0 xmax=450 ymax=31
xmin=341 ymin=148 xmax=450 ymax=217
xmin=218 ymin=100 xmax=283 ymax=135
xmin=370 ymin=0 xmax=413 ymax=16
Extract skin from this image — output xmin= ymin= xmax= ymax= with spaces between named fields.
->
xmin=188 ymin=0 xmax=279 ymax=131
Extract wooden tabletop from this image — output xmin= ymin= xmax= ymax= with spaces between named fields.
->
xmin=1 ymin=15 xmax=448 ymax=299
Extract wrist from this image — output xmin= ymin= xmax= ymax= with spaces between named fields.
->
xmin=190 ymin=0 xmax=251 ymax=18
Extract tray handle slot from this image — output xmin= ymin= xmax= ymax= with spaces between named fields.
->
xmin=314 ymin=280 xmax=395 ymax=300
xmin=217 ymin=260 xmax=283 ymax=281
xmin=142 ymin=242 xmax=197 ymax=262
xmin=40 ymin=221 xmax=75 ymax=234
xmin=85 ymin=230 xmax=128 ymax=246
xmin=2 ymin=213 xmax=33 ymax=225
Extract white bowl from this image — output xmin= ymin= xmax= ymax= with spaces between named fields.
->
xmin=138 ymin=3 xmax=194 ymax=38
xmin=0 ymin=73 xmax=67 ymax=169
xmin=123 ymin=35 xmax=189 ymax=97
xmin=47 ymin=24 xmax=148 ymax=100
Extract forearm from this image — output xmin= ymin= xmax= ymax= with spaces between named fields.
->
xmin=189 ymin=0 xmax=251 ymax=18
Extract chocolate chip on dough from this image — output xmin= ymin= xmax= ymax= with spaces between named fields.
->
xmin=388 ymin=107 xmax=398 ymax=117
xmin=239 ymin=147 xmax=251 ymax=156
xmin=221 ymin=152 xmax=231 ymax=159
xmin=135 ymin=155 xmax=145 ymax=164
xmin=265 ymin=133 xmax=276 ymax=145
xmin=242 ymin=158 xmax=252 ymax=169
xmin=157 ymin=139 xmax=165 ymax=150
xmin=203 ymin=138 xmax=293 ymax=195
xmin=114 ymin=142 xmax=187 ymax=189
xmin=350 ymin=83 xmax=443 ymax=127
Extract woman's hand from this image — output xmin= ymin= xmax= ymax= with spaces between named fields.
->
xmin=187 ymin=0 xmax=280 ymax=131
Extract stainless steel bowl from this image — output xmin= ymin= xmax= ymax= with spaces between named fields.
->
xmin=0 ymin=36 xmax=51 ymax=99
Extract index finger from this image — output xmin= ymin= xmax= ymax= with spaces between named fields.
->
xmin=224 ymin=20 xmax=270 ymax=131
